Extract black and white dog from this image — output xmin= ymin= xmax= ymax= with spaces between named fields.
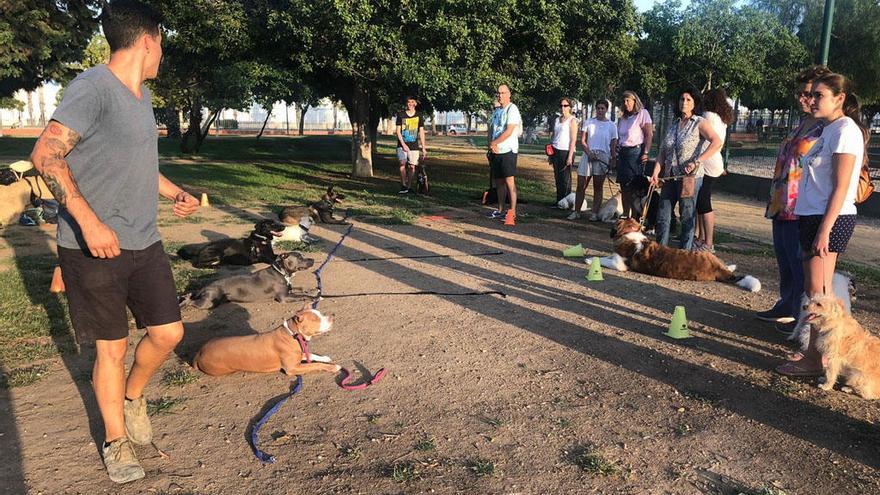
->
xmin=177 ymin=219 xmax=286 ymax=268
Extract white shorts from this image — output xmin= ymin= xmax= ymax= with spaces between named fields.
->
xmin=397 ymin=148 xmax=420 ymax=165
xmin=577 ymin=150 xmax=610 ymax=177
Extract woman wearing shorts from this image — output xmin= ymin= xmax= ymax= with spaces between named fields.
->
xmin=569 ymin=100 xmax=618 ymax=221
xmin=616 ymin=90 xmax=653 ymax=220
xmin=693 ymin=88 xmax=734 ymax=253
xmin=776 ymin=72 xmax=869 ymax=377
xmin=548 ymin=97 xmax=578 ymax=203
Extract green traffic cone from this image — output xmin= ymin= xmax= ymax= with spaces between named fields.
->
xmin=586 ymin=257 xmax=603 ymax=281
xmin=665 ymin=305 xmax=690 ymax=339
xmin=563 ymin=243 xmax=585 ymax=257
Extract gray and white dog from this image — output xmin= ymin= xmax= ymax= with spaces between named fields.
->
xmin=179 ymin=252 xmax=316 ymax=310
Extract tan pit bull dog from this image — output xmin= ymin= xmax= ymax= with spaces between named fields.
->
xmin=193 ymin=307 xmax=340 ymax=377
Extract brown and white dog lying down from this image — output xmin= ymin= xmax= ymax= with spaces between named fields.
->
xmin=193 ymin=307 xmax=340 ymax=377
xmin=804 ymin=294 xmax=880 ymax=399
xmin=591 ymin=217 xmax=761 ymax=292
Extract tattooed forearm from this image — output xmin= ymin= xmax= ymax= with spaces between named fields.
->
xmin=31 ymin=122 xmax=85 ymax=208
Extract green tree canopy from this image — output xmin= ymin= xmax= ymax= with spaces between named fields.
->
xmin=0 ymin=0 xmax=101 ymax=97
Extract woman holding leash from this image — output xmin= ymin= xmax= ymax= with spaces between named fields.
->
xmin=617 ymin=90 xmax=654 ymax=220
xmin=650 ymin=88 xmax=722 ymax=250
xmin=569 ymin=99 xmax=618 ymax=221
xmin=549 ymin=97 xmax=579 ymax=204
xmin=776 ymin=72 xmax=869 ymax=377
xmin=757 ymin=65 xmax=830 ymax=326
xmin=693 ymin=88 xmax=734 ymax=253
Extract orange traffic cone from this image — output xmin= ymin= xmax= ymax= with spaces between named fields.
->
xmin=50 ymin=266 xmax=65 ymax=293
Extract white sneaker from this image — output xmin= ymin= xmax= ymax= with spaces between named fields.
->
xmin=566 ymin=211 xmax=580 ymax=220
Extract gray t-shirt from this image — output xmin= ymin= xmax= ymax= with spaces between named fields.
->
xmin=51 ymin=64 xmax=160 ymax=251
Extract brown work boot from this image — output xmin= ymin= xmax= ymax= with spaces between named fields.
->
xmin=124 ymin=396 xmax=152 ymax=445
xmin=102 ymin=438 xmax=145 ymax=484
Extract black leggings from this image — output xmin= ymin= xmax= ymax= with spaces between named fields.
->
xmin=696 ymin=175 xmax=716 ymax=214
xmin=551 ymin=147 xmax=572 ymax=202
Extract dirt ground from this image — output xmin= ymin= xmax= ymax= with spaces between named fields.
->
xmin=2 ymin=162 xmax=880 ymax=494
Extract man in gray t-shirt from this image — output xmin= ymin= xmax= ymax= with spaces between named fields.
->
xmin=29 ymin=0 xmax=199 ymax=485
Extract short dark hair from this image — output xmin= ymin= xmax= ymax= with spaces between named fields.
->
xmin=406 ymin=95 xmax=419 ymax=103
xmin=796 ymin=65 xmax=832 ymax=86
xmin=101 ymin=0 xmax=162 ymax=53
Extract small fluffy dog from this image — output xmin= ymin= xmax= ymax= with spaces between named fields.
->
xmin=592 ymin=217 xmax=761 ymax=292
xmin=556 ymin=193 xmax=590 ymax=212
xmin=805 ymin=294 xmax=880 ymax=399
xmin=193 ymin=306 xmax=340 ymax=377
xmin=596 ymin=193 xmax=623 ymax=222
xmin=789 ymin=272 xmax=855 ymax=351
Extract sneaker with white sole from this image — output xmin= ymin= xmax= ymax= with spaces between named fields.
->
xmin=486 ymin=210 xmax=504 ymax=219
xmin=124 ymin=396 xmax=152 ymax=445
xmin=102 ymin=438 xmax=145 ymax=484
xmin=566 ymin=211 xmax=580 ymax=220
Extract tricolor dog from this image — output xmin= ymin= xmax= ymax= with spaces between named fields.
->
xmin=193 ymin=307 xmax=340 ymax=377
xmin=592 ymin=217 xmax=761 ymax=292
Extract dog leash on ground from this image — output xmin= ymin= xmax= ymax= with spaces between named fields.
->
xmin=319 ymin=290 xmax=506 ymax=299
xmin=341 ymin=251 xmax=503 ymax=262
xmin=250 ymin=215 xmax=386 ymax=463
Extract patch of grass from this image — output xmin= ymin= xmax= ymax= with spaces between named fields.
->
xmin=0 ymin=253 xmax=76 ymax=368
xmin=480 ymin=416 xmax=504 ymax=428
xmin=769 ymin=375 xmax=800 ymax=395
xmin=274 ymin=240 xmax=322 ymax=253
xmin=388 ymin=462 xmax=419 ymax=483
xmin=838 ymin=261 xmax=880 ymax=289
xmin=414 ymin=437 xmax=436 ymax=452
xmin=172 ymin=266 xmax=220 ymax=293
xmin=468 ymin=458 xmax=500 ymax=478
xmin=0 ymin=363 xmax=50 ymax=388
xmin=340 ymin=445 xmax=362 ymax=460
xmin=568 ymin=445 xmax=619 ymax=476
xmin=555 ymin=418 xmax=572 ymax=428
xmin=365 ymin=413 xmax=382 ymax=423
xmin=147 ymin=396 xmax=187 ymax=416
xmin=160 ymin=367 xmax=199 ymax=387
xmin=157 ymin=214 xmax=207 ymax=226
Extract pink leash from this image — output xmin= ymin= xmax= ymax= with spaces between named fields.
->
xmin=287 ymin=320 xmax=387 ymax=390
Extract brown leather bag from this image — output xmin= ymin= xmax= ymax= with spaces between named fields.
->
xmin=855 ymin=158 xmax=874 ymax=204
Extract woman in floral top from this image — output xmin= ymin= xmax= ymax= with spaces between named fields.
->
xmin=756 ymin=65 xmax=830 ymax=325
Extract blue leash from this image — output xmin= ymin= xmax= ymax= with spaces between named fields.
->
xmin=249 ymin=375 xmax=302 ymax=464
xmin=250 ymin=220 xmax=353 ymax=463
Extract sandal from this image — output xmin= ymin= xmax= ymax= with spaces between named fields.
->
xmin=785 ymin=351 xmax=804 ymax=362
xmin=775 ymin=361 xmax=823 ymax=377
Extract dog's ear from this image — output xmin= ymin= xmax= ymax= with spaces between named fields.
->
xmin=293 ymin=312 xmax=304 ymax=325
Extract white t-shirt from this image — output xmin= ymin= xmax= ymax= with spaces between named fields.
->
xmin=491 ymin=103 xmax=522 ymax=154
xmin=701 ymin=111 xmax=727 ymax=177
xmin=794 ymin=116 xmax=865 ymax=216
xmin=581 ymin=118 xmax=618 ymax=154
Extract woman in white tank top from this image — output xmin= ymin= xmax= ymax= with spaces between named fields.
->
xmin=549 ymin=97 xmax=579 ymax=203
xmin=694 ymin=89 xmax=734 ymax=253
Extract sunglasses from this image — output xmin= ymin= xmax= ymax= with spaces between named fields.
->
xmin=560 ymin=104 xmax=570 ymax=108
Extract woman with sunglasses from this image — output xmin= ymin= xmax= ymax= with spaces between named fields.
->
xmin=757 ymin=65 xmax=830 ymax=327
xmin=549 ymin=97 xmax=579 ymax=204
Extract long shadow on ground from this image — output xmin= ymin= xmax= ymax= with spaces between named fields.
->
xmin=321 ymin=219 xmax=880 ymax=471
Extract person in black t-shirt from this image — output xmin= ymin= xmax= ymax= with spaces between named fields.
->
xmin=395 ymin=96 xmax=426 ymax=194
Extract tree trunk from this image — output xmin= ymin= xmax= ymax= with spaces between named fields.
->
xmin=37 ymin=87 xmax=46 ymax=126
xmin=346 ymin=86 xmax=373 ymax=177
xmin=464 ymin=112 xmax=472 ymax=133
xmin=298 ymin=104 xmax=309 ymax=135
xmin=430 ymin=113 xmax=437 ymax=135
xmin=180 ymin=96 xmax=203 ymax=154
xmin=368 ymin=105 xmax=381 ymax=155
xmin=165 ymin=104 xmax=181 ymax=139
xmin=256 ymin=107 xmax=272 ymax=139
xmin=26 ymin=92 xmax=34 ymax=126
xmin=332 ymin=103 xmax=339 ymax=134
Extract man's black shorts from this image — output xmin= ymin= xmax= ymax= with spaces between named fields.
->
xmin=58 ymin=240 xmax=181 ymax=343
xmin=490 ymin=151 xmax=518 ymax=179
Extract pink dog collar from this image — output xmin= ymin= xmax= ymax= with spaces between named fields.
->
xmin=282 ymin=319 xmax=311 ymax=363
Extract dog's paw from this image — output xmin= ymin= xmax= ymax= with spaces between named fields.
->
xmin=818 ymin=382 xmax=834 ymax=391
xmin=334 ymin=364 xmax=342 ymax=372
xmin=584 ymin=258 xmax=592 ymax=266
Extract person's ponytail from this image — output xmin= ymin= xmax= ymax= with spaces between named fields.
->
xmin=842 ymin=92 xmax=869 ymax=151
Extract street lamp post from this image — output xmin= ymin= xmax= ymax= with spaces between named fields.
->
xmin=819 ymin=0 xmax=835 ymax=65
